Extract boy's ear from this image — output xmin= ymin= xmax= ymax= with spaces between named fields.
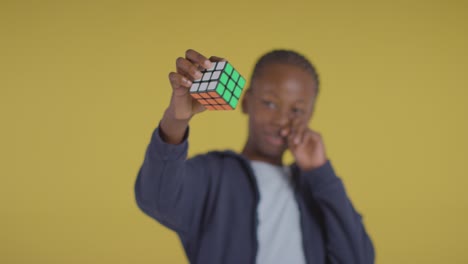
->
xmin=241 ymin=88 xmax=251 ymax=114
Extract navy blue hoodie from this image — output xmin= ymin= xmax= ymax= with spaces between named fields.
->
xmin=134 ymin=125 xmax=375 ymax=264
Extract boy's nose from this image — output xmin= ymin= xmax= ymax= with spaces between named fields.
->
xmin=272 ymin=109 xmax=291 ymax=128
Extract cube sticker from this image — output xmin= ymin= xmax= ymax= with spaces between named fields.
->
xmin=190 ymin=61 xmax=246 ymax=110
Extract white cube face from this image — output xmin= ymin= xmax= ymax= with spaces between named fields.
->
xmin=199 ymin=82 xmax=208 ymax=91
xmin=216 ymin=61 xmax=226 ymax=70
xmin=190 ymin=82 xmax=200 ymax=92
xmin=207 ymin=81 xmax=218 ymax=91
xmin=207 ymin=62 xmax=216 ymax=72
xmin=202 ymin=71 xmax=212 ymax=81
xmin=211 ymin=71 xmax=221 ymax=80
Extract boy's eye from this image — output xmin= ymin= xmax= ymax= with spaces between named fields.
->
xmin=292 ymin=108 xmax=304 ymax=115
xmin=262 ymin=100 xmax=276 ymax=109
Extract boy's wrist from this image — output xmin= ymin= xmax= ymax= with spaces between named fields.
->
xmin=160 ymin=107 xmax=190 ymax=145
xmin=164 ymin=104 xmax=192 ymax=123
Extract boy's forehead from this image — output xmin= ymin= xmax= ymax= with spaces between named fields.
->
xmin=252 ymin=73 xmax=316 ymax=101
xmin=252 ymin=64 xmax=316 ymax=93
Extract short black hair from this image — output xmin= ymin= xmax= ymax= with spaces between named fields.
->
xmin=251 ymin=49 xmax=320 ymax=95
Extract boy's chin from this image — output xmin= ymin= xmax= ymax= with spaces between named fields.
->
xmin=259 ymin=145 xmax=287 ymax=159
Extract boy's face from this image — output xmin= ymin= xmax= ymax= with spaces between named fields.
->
xmin=242 ymin=63 xmax=317 ymax=162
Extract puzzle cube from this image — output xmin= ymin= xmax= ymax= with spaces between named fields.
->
xmin=190 ymin=61 xmax=246 ymax=110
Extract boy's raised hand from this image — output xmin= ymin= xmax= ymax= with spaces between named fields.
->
xmin=161 ymin=49 xmax=225 ymax=144
xmin=167 ymin=49 xmax=225 ymax=120
xmin=281 ymin=117 xmax=328 ymax=171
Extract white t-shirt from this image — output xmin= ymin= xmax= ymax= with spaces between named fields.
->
xmin=250 ymin=160 xmax=306 ymax=264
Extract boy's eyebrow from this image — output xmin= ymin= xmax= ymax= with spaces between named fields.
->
xmin=256 ymin=88 xmax=310 ymax=104
xmin=256 ymin=88 xmax=278 ymax=96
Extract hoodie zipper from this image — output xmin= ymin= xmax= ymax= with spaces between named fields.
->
xmin=238 ymin=156 xmax=260 ymax=264
xmin=233 ymin=152 xmax=308 ymax=264
xmin=292 ymin=165 xmax=312 ymax=264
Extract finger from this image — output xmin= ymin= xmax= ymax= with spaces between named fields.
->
xmin=288 ymin=116 xmax=302 ymax=137
xmin=281 ymin=126 xmax=289 ymax=137
xmin=288 ymin=117 xmax=307 ymax=145
xmin=309 ymin=130 xmax=323 ymax=143
xmin=168 ymin=72 xmax=192 ymax=90
xmin=293 ymin=122 xmax=308 ymax=145
xmin=209 ymin=56 xmax=227 ymax=62
xmin=185 ymin=49 xmax=212 ymax=69
xmin=281 ymin=112 xmax=300 ymax=137
xmin=176 ymin=57 xmax=203 ymax=81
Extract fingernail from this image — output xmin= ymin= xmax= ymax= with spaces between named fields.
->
xmin=185 ymin=78 xmax=192 ymax=85
xmin=196 ymin=71 xmax=203 ymax=79
xmin=204 ymin=60 xmax=212 ymax=68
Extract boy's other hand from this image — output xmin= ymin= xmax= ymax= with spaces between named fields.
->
xmin=281 ymin=117 xmax=328 ymax=171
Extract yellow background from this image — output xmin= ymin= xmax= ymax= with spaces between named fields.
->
xmin=1 ymin=0 xmax=467 ymax=263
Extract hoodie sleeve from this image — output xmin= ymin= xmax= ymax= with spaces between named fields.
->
xmin=300 ymin=160 xmax=375 ymax=264
xmin=134 ymin=124 xmax=211 ymax=238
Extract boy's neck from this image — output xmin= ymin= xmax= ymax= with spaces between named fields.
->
xmin=241 ymin=145 xmax=283 ymax=167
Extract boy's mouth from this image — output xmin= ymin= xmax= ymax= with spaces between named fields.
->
xmin=265 ymin=134 xmax=286 ymax=147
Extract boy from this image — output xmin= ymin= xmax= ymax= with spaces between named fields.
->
xmin=134 ymin=49 xmax=375 ymax=264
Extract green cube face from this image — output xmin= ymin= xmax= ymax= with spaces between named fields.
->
xmin=220 ymin=73 xmax=229 ymax=85
xmin=222 ymin=89 xmax=232 ymax=102
xmin=229 ymin=97 xmax=239 ymax=108
xmin=188 ymin=61 xmax=247 ymax=111
xmin=225 ymin=63 xmax=234 ymax=75
xmin=238 ymin=76 xmax=246 ymax=88
xmin=227 ymin=80 xmax=235 ymax=91
xmin=234 ymin=86 xmax=242 ymax=98
xmin=231 ymin=70 xmax=240 ymax=82
xmin=216 ymin=83 xmax=225 ymax=95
